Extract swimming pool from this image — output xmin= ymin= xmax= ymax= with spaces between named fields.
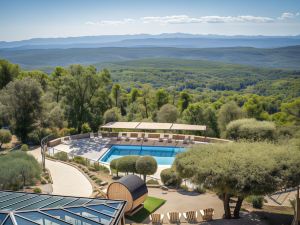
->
xmin=99 ymin=145 xmax=185 ymax=165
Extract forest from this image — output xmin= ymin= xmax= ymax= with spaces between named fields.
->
xmin=0 ymin=58 xmax=299 ymax=145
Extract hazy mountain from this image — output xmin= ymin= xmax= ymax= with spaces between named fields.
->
xmin=1 ymin=33 xmax=300 ymax=49
xmin=1 ymin=46 xmax=299 ymax=70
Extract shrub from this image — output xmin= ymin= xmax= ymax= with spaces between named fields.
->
xmin=103 ymin=107 xmax=121 ymax=123
xmin=81 ymin=123 xmax=92 ymax=133
xmin=180 ymin=184 xmax=189 ymax=191
xmin=157 ymin=104 xmax=178 ymax=123
xmin=160 ymin=168 xmax=182 ymax=187
xmin=33 ymin=187 xmax=42 ymax=193
xmin=69 ymin=128 xmax=77 ymax=135
xmin=21 ymin=144 xmax=29 ymax=151
xmin=93 ymin=163 xmax=109 ymax=173
xmin=88 ymin=166 xmax=96 ymax=171
xmin=250 ymin=195 xmax=264 ymax=209
xmin=136 ymin=156 xmax=158 ymax=182
xmin=194 ymin=185 xmax=206 ymax=194
xmin=54 ymin=151 xmax=68 ymax=161
xmin=146 ymin=179 xmax=159 ymax=185
xmin=41 ymin=180 xmax=47 ymax=185
xmin=73 ymin=156 xmax=87 ymax=165
xmin=95 ymin=178 xmax=103 ymax=185
xmin=225 ymin=118 xmax=276 ymax=141
xmin=0 ymin=151 xmax=42 ymax=189
xmin=0 ymin=129 xmax=12 ymax=149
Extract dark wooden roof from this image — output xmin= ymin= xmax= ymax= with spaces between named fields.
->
xmin=117 ymin=175 xmax=148 ymax=200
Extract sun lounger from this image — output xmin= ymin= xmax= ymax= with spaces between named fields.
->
xmin=150 ymin=213 xmax=164 ymax=224
xmin=167 ymin=138 xmax=172 ymax=143
xmin=167 ymin=211 xmax=181 ymax=223
xmin=183 ymin=211 xmax=197 ymax=223
xmin=200 ymin=208 xmax=214 ymax=221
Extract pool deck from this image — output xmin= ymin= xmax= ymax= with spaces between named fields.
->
xmin=50 ymin=136 xmax=202 ymax=163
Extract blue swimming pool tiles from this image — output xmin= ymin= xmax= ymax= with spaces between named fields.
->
xmin=99 ymin=145 xmax=185 ymax=165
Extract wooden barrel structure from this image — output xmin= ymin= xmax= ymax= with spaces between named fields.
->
xmin=107 ymin=175 xmax=148 ymax=213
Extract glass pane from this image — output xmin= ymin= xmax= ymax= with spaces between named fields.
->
xmin=42 ymin=198 xmax=77 ymax=209
xmin=24 ymin=197 xmax=63 ymax=210
xmin=14 ymin=215 xmax=37 ymax=225
xmin=0 ymin=213 xmax=8 ymax=224
xmin=44 ymin=209 xmax=100 ymax=225
xmin=86 ymin=200 xmax=107 ymax=205
xmin=67 ymin=207 xmax=112 ymax=225
xmin=64 ymin=198 xmax=92 ymax=207
xmin=3 ymin=217 xmax=13 ymax=225
xmin=8 ymin=195 xmax=52 ymax=211
xmin=18 ymin=211 xmax=70 ymax=225
xmin=0 ymin=193 xmax=25 ymax=203
xmin=105 ymin=202 xmax=122 ymax=209
xmin=0 ymin=194 xmax=37 ymax=209
xmin=86 ymin=205 xmax=117 ymax=216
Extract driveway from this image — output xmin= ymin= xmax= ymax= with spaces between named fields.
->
xmin=29 ymin=148 xmax=93 ymax=197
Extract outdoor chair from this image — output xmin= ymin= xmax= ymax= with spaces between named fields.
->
xmin=167 ymin=138 xmax=172 ymax=143
xmin=150 ymin=213 xmax=164 ymax=224
xmin=183 ymin=211 xmax=198 ymax=223
xmin=167 ymin=211 xmax=181 ymax=223
xmin=117 ymin=133 xmax=122 ymax=141
xmin=183 ymin=138 xmax=189 ymax=144
xmin=200 ymin=208 xmax=214 ymax=221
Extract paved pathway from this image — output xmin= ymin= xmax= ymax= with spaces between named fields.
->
xmin=30 ymin=148 xmax=93 ymax=197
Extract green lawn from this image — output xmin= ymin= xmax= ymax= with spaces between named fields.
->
xmin=126 ymin=196 xmax=166 ymax=223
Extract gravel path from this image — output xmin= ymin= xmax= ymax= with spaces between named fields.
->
xmin=29 ymin=148 xmax=93 ymax=197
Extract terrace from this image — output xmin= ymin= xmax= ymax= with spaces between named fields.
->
xmin=46 ymin=122 xmax=230 ymax=168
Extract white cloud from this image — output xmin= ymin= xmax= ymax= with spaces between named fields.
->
xmin=278 ymin=12 xmax=299 ymax=20
xmin=86 ymin=12 xmax=299 ymax=26
xmin=141 ymin=15 xmax=274 ymax=24
xmin=86 ymin=18 xmax=135 ymax=25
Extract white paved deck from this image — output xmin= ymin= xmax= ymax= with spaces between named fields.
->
xmin=51 ymin=137 xmax=110 ymax=161
xmin=29 ymin=148 xmax=93 ymax=197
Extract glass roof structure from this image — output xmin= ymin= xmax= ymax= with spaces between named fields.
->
xmin=0 ymin=191 xmax=126 ymax=225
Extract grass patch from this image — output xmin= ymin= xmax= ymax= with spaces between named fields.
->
xmin=126 ymin=196 xmax=166 ymax=223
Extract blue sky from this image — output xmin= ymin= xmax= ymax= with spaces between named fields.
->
xmin=1 ymin=0 xmax=300 ymax=41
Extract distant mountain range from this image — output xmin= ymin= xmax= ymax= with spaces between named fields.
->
xmin=1 ymin=45 xmax=299 ymax=70
xmin=1 ymin=33 xmax=300 ymax=49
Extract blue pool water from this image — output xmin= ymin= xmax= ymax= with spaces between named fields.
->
xmin=99 ymin=145 xmax=185 ymax=165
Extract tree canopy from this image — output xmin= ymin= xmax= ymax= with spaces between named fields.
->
xmin=174 ymin=142 xmax=300 ymax=219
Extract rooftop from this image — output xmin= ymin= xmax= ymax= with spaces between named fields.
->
xmin=0 ymin=191 xmax=126 ymax=225
xmin=101 ymin=122 xmax=206 ymax=131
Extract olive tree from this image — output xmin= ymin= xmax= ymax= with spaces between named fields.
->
xmin=217 ymin=101 xmax=244 ymax=134
xmin=116 ymin=156 xmax=140 ymax=175
xmin=110 ymin=159 xmax=119 ymax=177
xmin=0 ymin=78 xmax=43 ymax=142
xmin=157 ymin=104 xmax=178 ymax=123
xmin=160 ymin=168 xmax=182 ymax=187
xmin=103 ymin=107 xmax=121 ymax=123
xmin=0 ymin=151 xmax=41 ymax=189
xmin=136 ymin=156 xmax=158 ymax=182
xmin=225 ymin=118 xmax=276 ymax=141
xmin=174 ymin=142 xmax=300 ymax=219
xmin=0 ymin=129 xmax=12 ymax=149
